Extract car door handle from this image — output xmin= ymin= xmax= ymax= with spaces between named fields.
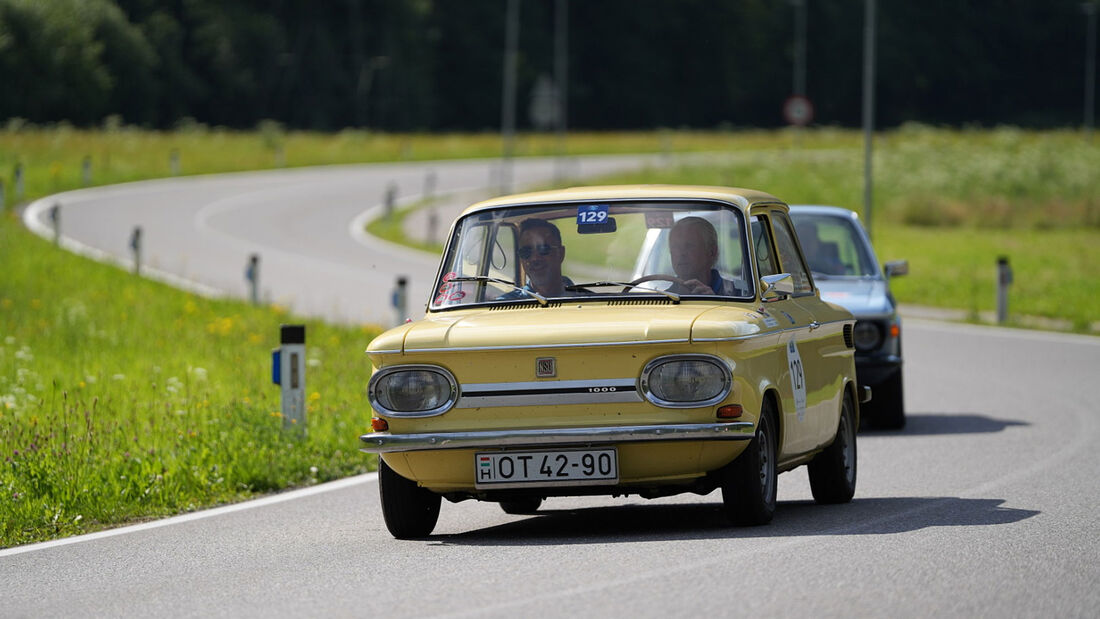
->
xmin=808 ymin=321 xmax=821 ymax=331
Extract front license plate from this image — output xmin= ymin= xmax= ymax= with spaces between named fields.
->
xmin=474 ymin=448 xmax=618 ymax=489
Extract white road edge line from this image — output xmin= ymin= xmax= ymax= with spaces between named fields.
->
xmin=0 ymin=473 xmax=378 ymax=558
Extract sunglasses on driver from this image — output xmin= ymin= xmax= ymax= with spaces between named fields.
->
xmin=518 ymin=244 xmax=560 ymax=259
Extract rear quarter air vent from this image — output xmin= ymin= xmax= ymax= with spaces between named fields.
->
xmin=843 ymin=324 xmax=855 ymax=349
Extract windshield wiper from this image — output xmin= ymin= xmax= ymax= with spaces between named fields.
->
xmin=449 ymin=276 xmax=549 ymax=306
xmin=567 ymin=281 xmax=682 ymax=303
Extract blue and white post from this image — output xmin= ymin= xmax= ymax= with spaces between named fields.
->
xmin=392 ymin=276 xmax=408 ymax=326
xmin=272 ymin=324 xmax=307 ymax=432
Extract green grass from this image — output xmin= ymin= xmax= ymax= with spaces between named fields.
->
xmin=0 ymin=212 xmax=381 ymax=547
xmin=588 ymin=126 xmax=1100 ymax=331
xmin=877 ymin=225 xmax=1099 ymax=331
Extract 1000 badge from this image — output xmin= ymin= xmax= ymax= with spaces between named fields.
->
xmin=475 ymin=448 xmax=618 ymax=488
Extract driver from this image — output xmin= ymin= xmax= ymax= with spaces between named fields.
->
xmin=498 ymin=218 xmax=576 ymax=299
xmin=667 ymin=216 xmax=740 ymax=295
xmin=795 ymin=224 xmax=846 ymax=275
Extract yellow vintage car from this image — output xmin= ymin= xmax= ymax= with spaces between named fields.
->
xmin=361 ymin=185 xmax=866 ymax=539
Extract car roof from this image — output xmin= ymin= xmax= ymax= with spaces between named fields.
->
xmin=788 ymin=204 xmax=862 ymax=221
xmin=462 ymin=185 xmax=786 ymax=218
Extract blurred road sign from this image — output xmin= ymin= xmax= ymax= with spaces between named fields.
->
xmin=783 ymin=95 xmax=814 ymax=126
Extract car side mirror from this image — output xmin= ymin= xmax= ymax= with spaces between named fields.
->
xmin=760 ymin=273 xmax=795 ymax=302
xmin=884 ymin=260 xmax=909 ymax=278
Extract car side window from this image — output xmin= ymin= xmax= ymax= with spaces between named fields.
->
xmin=750 ymin=215 xmax=779 ymax=278
xmin=769 ymin=212 xmax=814 ymax=295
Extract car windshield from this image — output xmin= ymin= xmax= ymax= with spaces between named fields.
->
xmin=431 ymin=200 xmax=752 ymax=309
xmin=789 ymin=213 xmax=878 ymax=278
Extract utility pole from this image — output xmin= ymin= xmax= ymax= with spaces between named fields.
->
xmin=861 ymin=0 xmax=877 ymax=240
xmin=1085 ymin=1 xmax=1098 ymax=142
xmin=500 ymin=0 xmax=520 ymax=195
xmin=793 ymin=0 xmax=807 ymax=98
xmin=554 ymin=0 xmax=569 ymax=183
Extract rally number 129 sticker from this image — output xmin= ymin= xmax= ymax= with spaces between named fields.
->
xmin=787 ymin=340 xmax=807 ymax=421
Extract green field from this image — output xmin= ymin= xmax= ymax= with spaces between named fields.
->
xmin=2 ymin=125 xmax=1097 ymax=547
xmin=584 ymin=127 xmax=1100 ymax=331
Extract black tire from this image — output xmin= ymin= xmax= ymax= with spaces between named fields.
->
xmin=499 ymin=497 xmax=543 ymax=514
xmin=808 ymin=392 xmax=858 ymax=504
xmin=379 ymin=458 xmax=441 ymax=539
xmin=872 ymin=371 xmax=906 ymax=430
xmin=721 ymin=398 xmax=778 ymax=526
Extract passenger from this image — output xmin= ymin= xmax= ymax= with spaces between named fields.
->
xmin=499 ymin=218 xmax=576 ymax=299
xmin=796 ymin=225 xmax=846 ymax=275
xmin=667 ymin=216 xmax=742 ymax=295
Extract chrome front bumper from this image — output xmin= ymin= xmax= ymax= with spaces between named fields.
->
xmin=359 ymin=422 xmax=755 ymax=454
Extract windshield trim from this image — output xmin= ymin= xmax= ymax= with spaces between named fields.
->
xmin=427 ymin=197 xmax=757 ymax=313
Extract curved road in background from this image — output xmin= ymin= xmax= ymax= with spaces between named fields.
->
xmin=6 ymin=157 xmax=1100 ymax=617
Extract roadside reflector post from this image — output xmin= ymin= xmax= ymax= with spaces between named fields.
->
xmin=130 ymin=226 xmax=143 ymax=275
xmin=82 ymin=155 xmax=92 ymax=186
xmin=996 ymin=256 xmax=1013 ymax=324
xmin=424 ymin=170 xmax=437 ymax=201
xmin=384 ymin=182 xmax=397 ymax=219
xmin=275 ymin=324 xmax=307 ymax=432
xmin=392 ymin=276 xmax=408 ymax=326
xmin=428 ymin=208 xmax=439 ymax=244
xmin=14 ymin=163 xmax=24 ymax=200
xmin=49 ymin=203 xmax=60 ymax=245
xmin=170 ymin=149 xmax=181 ymax=176
xmin=245 ymin=253 xmax=260 ymax=305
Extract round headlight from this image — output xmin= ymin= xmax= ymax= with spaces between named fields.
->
xmin=642 ymin=356 xmax=731 ymax=408
xmin=853 ymin=321 xmax=883 ymax=352
xmin=370 ymin=366 xmax=456 ymax=416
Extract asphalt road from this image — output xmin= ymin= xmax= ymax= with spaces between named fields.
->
xmin=6 ymin=159 xmax=1100 ymax=617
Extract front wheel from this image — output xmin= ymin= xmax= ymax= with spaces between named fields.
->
xmin=379 ymin=458 xmax=441 ymax=539
xmin=808 ymin=392 xmax=858 ymax=504
xmin=721 ymin=399 xmax=778 ymax=526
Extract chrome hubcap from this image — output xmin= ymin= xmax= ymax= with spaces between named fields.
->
xmin=758 ymin=418 xmax=774 ymax=499
xmin=840 ymin=408 xmax=854 ymax=483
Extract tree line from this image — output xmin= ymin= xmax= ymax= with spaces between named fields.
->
xmin=0 ymin=0 xmax=1094 ymax=131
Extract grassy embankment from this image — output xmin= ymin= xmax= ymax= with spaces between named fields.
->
xmin=0 ymin=213 xmax=382 ymax=547
xmin=374 ymin=126 xmax=1100 ymax=332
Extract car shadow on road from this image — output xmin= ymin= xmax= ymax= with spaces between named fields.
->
xmin=864 ymin=413 xmax=1029 ymax=436
xmin=430 ymin=496 xmax=1038 ymax=546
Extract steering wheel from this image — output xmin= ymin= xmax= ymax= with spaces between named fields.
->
xmin=622 ymin=274 xmax=686 ymax=293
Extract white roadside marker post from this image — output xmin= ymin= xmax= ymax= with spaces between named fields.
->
xmin=272 ymin=324 xmax=307 ymax=433
xmin=245 ymin=254 xmax=260 ymax=305
xmin=392 ymin=276 xmax=408 ymax=326
xmin=49 ymin=203 xmax=60 ymax=245
xmin=996 ymin=256 xmax=1013 ymax=324
xmin=130 ymin=226 xmax=142 ymax=275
